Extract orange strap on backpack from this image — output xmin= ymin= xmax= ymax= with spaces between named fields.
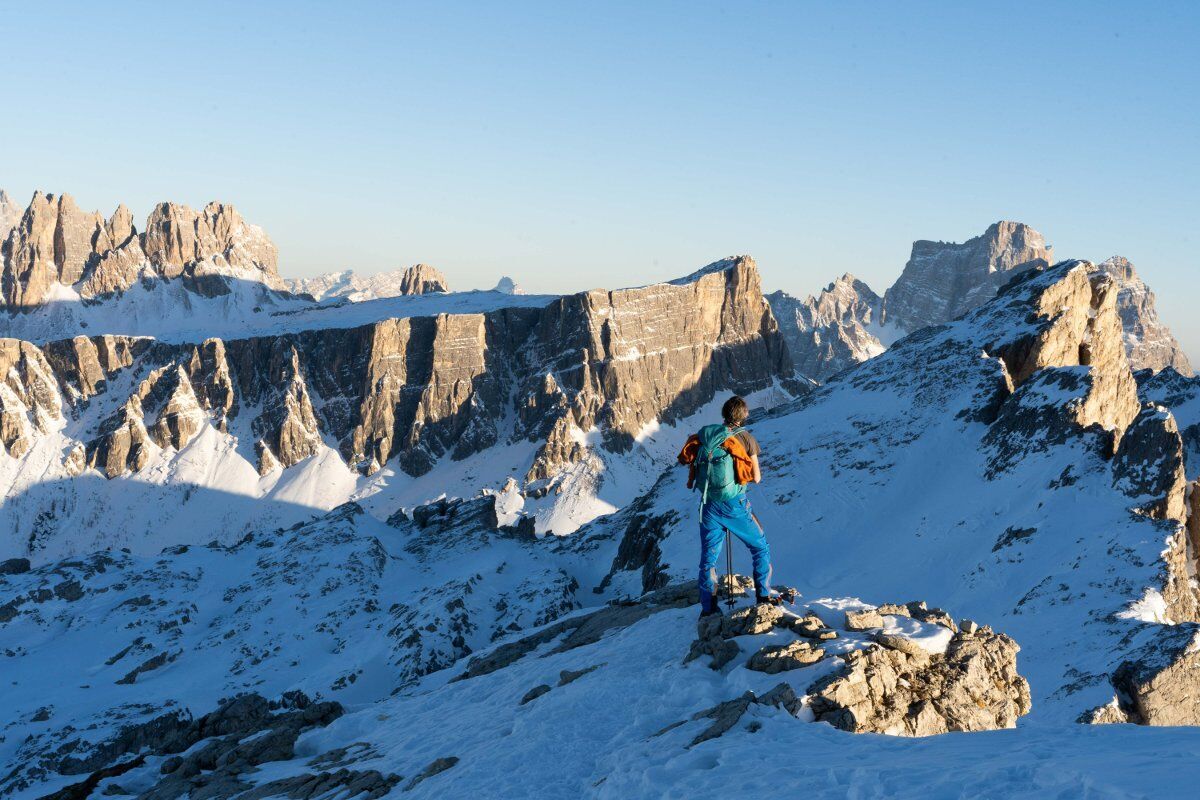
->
xmin=677 ymin=433 xmax=754 ymax=489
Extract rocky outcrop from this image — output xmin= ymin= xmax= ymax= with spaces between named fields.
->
xmin=0 ymin=189 xmax=20 ymax=240
xmin=1085 ymin=623 xmax=1200 ymax=726
xmin=678 ymin=589 xmax=1029 ymax=738
xmin=767 ymin=274 xmax=884 ymax=381
xmin=398 ymin=263 xmax=449 ymax=294
xmin=0 ymin=338 xmax=63 ymax=457
xmin=882 ymin=221 xmax=1053 ymax=334
xmin=808 ymin=625 xmax=1031 ymax=736
xmin=38 ymin=693 xmax=368 ymax=800
xmin=983 ymin=263 xmax=1141 ymax=473
xmin=1098 ymin=256 xmax=1193 ymax=375
xmin=0 ymin=191 xmax=282 ymax=310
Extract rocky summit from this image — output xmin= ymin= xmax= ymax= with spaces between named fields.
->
xmin=3 ymin=193 xmax=1200 ymax=797
xmin=771 ymin=221 xmax=1189 ymax=382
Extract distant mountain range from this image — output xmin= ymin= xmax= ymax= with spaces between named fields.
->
xmin=768 ymin=221 xmax=1192 ymax=381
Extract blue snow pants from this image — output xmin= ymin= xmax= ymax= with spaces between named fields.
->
xmin=698 ymin=494 xmax=772 ymax=613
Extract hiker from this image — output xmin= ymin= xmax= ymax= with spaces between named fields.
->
xmin=677 ymin=395 xmax=773 ymax=616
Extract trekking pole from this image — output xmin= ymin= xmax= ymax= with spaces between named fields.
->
xmin=723 ymin=530 xmax=735 ymax=610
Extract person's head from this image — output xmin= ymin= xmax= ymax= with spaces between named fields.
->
xmin=721 ymin=395 xmax=749 ymax=427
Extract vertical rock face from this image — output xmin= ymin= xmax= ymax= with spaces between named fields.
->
xmin=398 ymin=263 xmax=449 ymax=295
xmin=767 ymin=274 xmax=884 ymax=381
xmin=1086 ymin=624 xmax=1200 ymax=726
xmin=141 ymin=201 xmax=279 ymax=284
xmin=983 ymin=263 xmax=1140 ymax=455
xmin=0 ymin=190 xmax=21 ymax=241
xmin=0 ymin=339 xmax=63 ymax=456
xmin=1097 ymin=256 xmax=1193 ymax=376
xmin=0 ymin=192 xmax=282 ymax=309
xmin=882 ymin=221 xmax=1053 ymax=334
xmin=0 ymin=257 xmax=793 ymax=486
xmin=150 ymin=367 xmax=206 ymax=451
xmin=521 ymin=256 xmax=792 ymax=479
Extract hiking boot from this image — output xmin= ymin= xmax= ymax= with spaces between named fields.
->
xmin=699 ymin=606 xmax=724 ymax=619
xmin=757 ymin=588 xmax=797 ymax=606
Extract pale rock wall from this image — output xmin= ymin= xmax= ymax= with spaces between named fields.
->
xmin=0 ymin=192 xmax=282 ymax=309
xmin=0 ymin=258 xmax=793 ymax=486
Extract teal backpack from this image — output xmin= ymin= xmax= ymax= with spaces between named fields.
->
xmin=695 ymin=423 xmax=745 ymax=505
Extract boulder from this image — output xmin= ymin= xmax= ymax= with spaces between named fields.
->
xmin=844 ymin=609 xmax=885 ymax=631
xmin=0 ymin=557 xmax=31 ymax=576
xmin=747 ymin=640 xmax=826 ymax=674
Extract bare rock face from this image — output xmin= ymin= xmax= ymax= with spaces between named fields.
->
xmin=1 ymin=192 xmax=282 ymax=309
xmin=1109 ymin=403 xmax=1199 ymax=622
xmin=1113 ymin=404 xmax=1188 ymax=522
xmin=1086 ymin=623 xmax=1200 ymax=725
xmin=1 ymin=192 xmax=95 ymax=308
xmin=767 ymin=274 xmax=884 ymax=381
xmin=808 ymin=627 xmax=1031 ymax=736
xmin=882 ymin=221 xmax=1053 ymax=334
xmin=150 ymin=367 xmax=206 ymax=451
xmin=0 ymin=189 xmax=21 ymax=240
xmin=88 ymin=397 xmax=156 ymax=476
xmin=523 ymin=256 xmax=792 ymax=480
xmin=250 ymin=347 xmax=323 ymax=473
xmin=141 ymin=201 xmax=279 ymax=284
xmin=983 ymin=263 xmax=1141 ymax=473
xmin=0 ymin=259 xmax=792 ymax=499
xmin=0 ymin=338 xmax=63 ymax=456
xmin=398 ymin=263 xmax=449 ymax=295
xmin=1098 ymin=256 xmax=1193 ymax=376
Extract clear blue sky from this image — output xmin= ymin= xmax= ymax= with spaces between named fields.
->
xmin=4 ymin=1 xmax=1197 ymax=354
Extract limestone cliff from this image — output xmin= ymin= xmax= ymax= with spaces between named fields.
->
xmin=882 ymin=221 xmax=1054 ymax=334
xmin=0 ymin=191 xmax=282 ymax=310
xmin=1098 ymin=256 xmax=1193 ymax=375
xmin=767 ymin=274 xmax=884 ymax=381
xmin=0 ymin=257 xmax=793 ymax=483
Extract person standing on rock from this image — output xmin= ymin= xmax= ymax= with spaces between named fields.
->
xmin=677 ymin=395 xmax=773 ymax=616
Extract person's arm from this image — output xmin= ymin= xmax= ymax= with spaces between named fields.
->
xmin=751 ymin=454 xmax=762 ymax=483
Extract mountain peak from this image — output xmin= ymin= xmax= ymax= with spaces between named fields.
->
xmin=0 ymin=191 xmax=282 ymax=310
xmin=398 ymin=263 xmax=449 ymax=295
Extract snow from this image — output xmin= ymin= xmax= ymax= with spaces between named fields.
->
xmin=0 ymin=279 xmax=556 ymax=345
xmin=4 ymin=259 xmax=1200 ymax=796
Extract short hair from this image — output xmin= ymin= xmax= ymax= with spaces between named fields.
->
xmin=722 ymin=395 xmax=749 ymax=426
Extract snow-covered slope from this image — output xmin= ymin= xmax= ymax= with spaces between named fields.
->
xmin=6 ymin=259 xmax=1200 ymax=797
xmin=602 ymin=261 xmax=1200 ymax=723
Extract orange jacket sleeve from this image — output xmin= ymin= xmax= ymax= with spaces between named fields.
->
xmin=678 ymin=435 xmax=701 ymax=489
